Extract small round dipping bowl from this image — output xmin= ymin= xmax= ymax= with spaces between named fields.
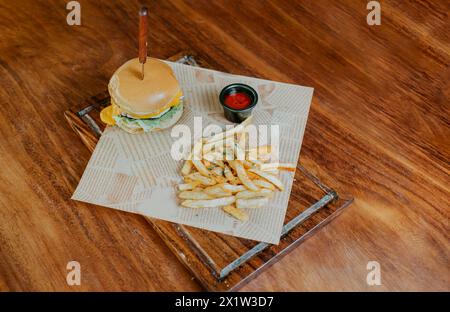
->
xmin=219 ymin=83 xmax=258 ymax=123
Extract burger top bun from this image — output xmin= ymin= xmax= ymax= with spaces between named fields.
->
xmin=108 ymin=57 xmax=181 ymax=116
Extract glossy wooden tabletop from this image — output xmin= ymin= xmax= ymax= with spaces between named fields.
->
xmin=0 ymin=0 xmax=448 ymax=291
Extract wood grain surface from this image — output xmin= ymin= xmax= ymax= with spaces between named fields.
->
xmin=0 ymin=0 xmax=448 ymax=291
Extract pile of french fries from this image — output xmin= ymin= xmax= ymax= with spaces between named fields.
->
xmin=178 ymin=117 xmax=296 ymax=222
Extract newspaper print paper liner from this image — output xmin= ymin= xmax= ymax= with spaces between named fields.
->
xmin=72 ymin=60 xmax=313 ymax=244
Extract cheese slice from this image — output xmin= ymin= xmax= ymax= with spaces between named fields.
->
xmin=112 ymin=90 xmax=183 ymax=119
xmin=100 ymin=105 xmax=116 ymax=125
xmin=100 ymin=91 xmax=182 ymax=125
xmin=126 ymin=106 xmax=170 ymax=119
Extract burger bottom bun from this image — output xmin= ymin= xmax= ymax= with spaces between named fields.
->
xmin=114 ymin=104 xmax=184 ymax=134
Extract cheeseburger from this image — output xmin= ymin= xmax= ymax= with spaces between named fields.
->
xmin=100 ymin=57 xmax=183 ymax=133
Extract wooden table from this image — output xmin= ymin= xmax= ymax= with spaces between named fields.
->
xmin=0 ymin=0 xmax=448 ymax=291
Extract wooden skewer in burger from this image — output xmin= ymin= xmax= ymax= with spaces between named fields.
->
xmin=100 ymin=6 xmax=183 ymax=134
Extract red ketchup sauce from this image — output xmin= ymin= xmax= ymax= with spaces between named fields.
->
xmin=224 ymin=92 xmax=252 ymax=110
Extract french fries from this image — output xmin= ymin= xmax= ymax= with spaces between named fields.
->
xmin=176 ymin=118 xmax=289 ymax=222
xmin=181 ymin=160 xmax=193 ymax=176
xmin=253 ymin=179 xmax=275 ymax=190
xmin=203 ymin=115 xmax=252 ymax=144
xmin=192 ymin=159 xmax=211 ymax=177
xmin=247 ymin=157 xmax=264 ymax=167
xmin=257 ymin=153 xmax=272 ymax=162
xmin=203 ymin=151 xmax=223 ymax=163
xmin=223 ymin=165 xmax=235 ymax=183
xmin=260 ymin=162 xmax=297 ymax=172
xmin=242 ymin=160 xmax=254 ymax=169
xmin=204 ymin=184 xmax=232 ymax=197
xmin=213 ymin=175 xmax=227 ymax=184
xmin=178 ymin=181 xmax=200 ymax=191
xmin=211 ymin=166 xmax=224 ymax=177
xmin=221 ymin=183 xmax=246 ymax=193
xmin=222 ymin=205 xmax=248 ymax=221
xmin=247 ymin=144 xmax=272 ymax=162
xmin=235 ymin=189 xmax=273 ymax=199
xmin=212 ymin=159 xmax=225 ymax=168
xmin=234 ymin=143 xmax=246 ymax=161
xmin=230 ymin=160 xmax=259 ymax=191
xmin=246 ymin=171 xmax=259 ymax=180
xmin=203 ymin=160 xmax=212 ymax=168
xmin=186 ymin=172 xmax=216 ymax=186
xmin=248 ymin=168 xmax=285 ymax=191
xmin=247 ymin=144 xmax=272 ymax=156
xmin=181 ymin=196 xmax=235 ymax=208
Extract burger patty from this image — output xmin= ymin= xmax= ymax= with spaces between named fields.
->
xmin=121 ymin=106 xmax=171 ymax=120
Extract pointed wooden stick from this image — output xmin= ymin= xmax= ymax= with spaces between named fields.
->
xmin=138 ymin=6 xmax=148 ymax=80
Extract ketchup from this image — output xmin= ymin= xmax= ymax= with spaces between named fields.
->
xmin=224 ymin=92 xmax=252 ymax=110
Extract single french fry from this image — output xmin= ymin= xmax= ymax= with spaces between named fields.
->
xmin=253 ymin=179 xmax=275 ymax=190
xmin=203 ymin=151 xmax=227 ymax=169
xmin=261 ymin=168 xmax=279 ymax=175
xmin=248 ymin=168 xmax=284 ymax=191
xmin=211 ymin=159 xmax=225 ymax=168
xmin=181 ymin=196 xmax=236 ymax=208
xmin=257 ymin=153 xmax=272 ymax=162
xmin=257 ymin=145 xmax=272 ymax=155
xmin=179 ymin=191 xmax=212 ymax=200
xmin=230 ymin=177 xmax=241 ymax=185
xmin=211 ymin=166 xmax=224 ymax=176
xmin=202 ymin=141 xmax=225 ymax=155
xmin=234 ymin=143 xmax=246 ymax=161
xmin=236 ymin=130 xmax=248 ymax=151
xmin=236 ymin=197 xmax=269 ymax=209
xmin=178 ymin=183 xmax=191 ymax=191
xmin=203 ymin=151 xmax=223 ymax=162
xmin=178 ymin=181 xmax=200 ymax=191
xmin=246 ymin=171 xmax=259 ymax=179
xmin=260 ymin=163 xmax=297 ymax=172
xmin=181 ymin=160 xmax=193 ymax=176
xmin=242 ymin=160 xmax=254 ymax=169
xmin=203 ymin=160 xmax=212 ymax=168
xmin=186 ymin=172 xmax=216 ymax=186
xmin=247 ymin=144 xmax=272 ymax=156
xmin=192 ymin=159 xmax=211 ymax=177
xmin=247 ymin=157 xmax=264 ymax=167
xmin=203 ymin=130 xmax=231 ymax=146
xmin=221 ymin=183 xmax=246 ymax=193
xmin=204 ymin=116 xmax=252 ymax=144
xmin=223 ymin=146 xmax=235 ymax=161
xmin=227 ymin=159 xmax=236 ymax=171
xmin=223 ymin=165 xmax=235 ymax=183
xmin=231 ymin=160 xmax=259 ymax=191
xmin=204 ymin=184 xmax=232 ymax=198
xmin=214 ymin=175 xmax=227 ymax=184
xmin=235 ymin=189 xmax=273 ymax=199
xmin=191 ymin=139 xmax=203 ymax=159
xmin=222 ymin=205 xmax=249 ymax=221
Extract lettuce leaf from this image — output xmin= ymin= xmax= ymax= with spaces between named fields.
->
xmin=113 ymin=101 xmax=183 ymax=132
